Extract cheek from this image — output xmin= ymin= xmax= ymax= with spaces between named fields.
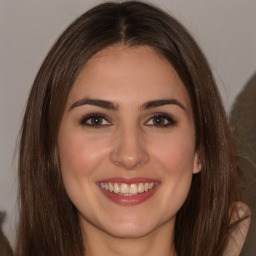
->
xmin=58 ymin=130 xmax=112 ymax=214
xmin=58 ymin=131 xmax=110 ymax=181
xmin=152 ymin=131 xmax=196 ymax=173
xmin=149 ymin=131 xmax=196 ymax=211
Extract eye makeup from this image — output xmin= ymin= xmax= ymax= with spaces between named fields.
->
xmin=145 ymin=113 xmax=176 ymax=128
xmin=79 ymin=113 xmax=111 ymax=128
xmin=79 ymin=112 xmax=176 ymax=129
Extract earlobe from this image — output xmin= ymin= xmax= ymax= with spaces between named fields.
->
xmin=193 ymin=151 xmax=202 ymax=174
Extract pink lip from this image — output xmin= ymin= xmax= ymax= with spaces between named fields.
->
xmin=97 ymin=177 xmax=160 ymax=206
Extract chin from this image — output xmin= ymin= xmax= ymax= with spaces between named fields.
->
xmin=97 ymin=213 xmax=171 ymax=239
xmin=103 ymin=223 xmax=154 ymax=239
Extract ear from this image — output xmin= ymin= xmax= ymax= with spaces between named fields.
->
xmin=193 ymin=151 xmax=201 ymax=174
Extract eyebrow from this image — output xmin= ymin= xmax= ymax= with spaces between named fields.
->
xmin=69 ymin=98 xmax=186 ymax=111
xmin=69 ymin=98 xmax=118 ymax=111
xmin=140 ymin=99 xmax=186 ymax=111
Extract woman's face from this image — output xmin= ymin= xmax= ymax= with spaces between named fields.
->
xmin=58 ymin=45 xmax=201 ymax=239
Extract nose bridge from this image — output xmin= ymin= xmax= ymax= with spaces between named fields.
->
xmin=110 ymin=124 xmax=149 ymax=170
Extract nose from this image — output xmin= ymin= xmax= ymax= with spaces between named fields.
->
xmin=110 ymin=126 xmax=149 ymax=170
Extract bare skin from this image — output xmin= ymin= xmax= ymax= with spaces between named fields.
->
xmin=58 ymin=45 xmax=201 ymax=256
xmin=224 ymin=202 xmax=251 ymax=256
xmin=82 ymin=219 xmax=176 ymax=256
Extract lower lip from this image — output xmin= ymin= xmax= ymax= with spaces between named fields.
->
xmin=98 ymin=185 xmax=159 ymax=206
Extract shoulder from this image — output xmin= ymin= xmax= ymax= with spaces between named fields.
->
xmin=223 ymin=202 xmax=251 ymax=256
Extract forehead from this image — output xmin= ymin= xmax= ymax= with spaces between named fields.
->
xmin=68 ymin=45 xmax=192 ymax=112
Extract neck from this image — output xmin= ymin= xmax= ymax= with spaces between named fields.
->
xmin=82 ymin=221 xmax=176 ymax=256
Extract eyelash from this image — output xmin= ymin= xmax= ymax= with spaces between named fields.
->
xmin=79 ymin=113 xmax=111 ymax=128
xmin=145 ymin=113 xmax=176 ymax=128
xmin=79 ymin=113 xmax=176 ymax=128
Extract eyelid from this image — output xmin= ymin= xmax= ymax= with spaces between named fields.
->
xmin=79 ymin=113 xmax=111 ymax=127
xmin=144 ymin=112 xmax=176 ymax=127
xmin=79 ymin=112 xmax=176 ymax=129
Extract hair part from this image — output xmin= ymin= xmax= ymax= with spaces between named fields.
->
xmin=16 ymin=1 xmax=240 ymax=255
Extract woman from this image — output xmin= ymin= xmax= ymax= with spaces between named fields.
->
xmin=15 ymin=1 xmax=250 ymax=256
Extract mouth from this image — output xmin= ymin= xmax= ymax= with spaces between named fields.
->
xmin=97 ymin=177 xmax=160 ymax=206
xmin=100 ymin=181 xmax=157 ymax=196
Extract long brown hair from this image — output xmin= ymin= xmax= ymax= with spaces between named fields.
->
xmin=16 ymin=1 xmax=240 ymax=255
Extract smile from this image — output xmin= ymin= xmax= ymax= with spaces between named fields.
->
xmin=100 ymin=182 xmax=157 ymax=196
xmin=97 ymin=178 xmax=160 ymax=206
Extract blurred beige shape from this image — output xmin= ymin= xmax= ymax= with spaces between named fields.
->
xmin=0 ymin=212 xmax=13 ymax=256
xmin=230 ymin=71 xmax=256 ymax=256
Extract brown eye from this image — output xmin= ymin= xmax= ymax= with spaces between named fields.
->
xmin=153 ymin=116 xmax=166 ymax=126
xmin=80 ymin=113 xmax=110 ymax=127
xmin=90 ymin=116 xmax=103 ymax=125
xmin=146 ymin=114 xmax=176 ymax=128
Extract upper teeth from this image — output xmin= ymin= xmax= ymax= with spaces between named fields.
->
xmin=100 ymin=182 xmax=156 ymax=195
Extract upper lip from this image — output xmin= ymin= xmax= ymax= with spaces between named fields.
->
xmin=98 ymin=177 xmax=160 ymax=184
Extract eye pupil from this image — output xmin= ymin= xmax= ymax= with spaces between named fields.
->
xmin=91 ymin=117 xmax=102 ymax=125
xmin=153 ymin=116 xmax=164 ymax=125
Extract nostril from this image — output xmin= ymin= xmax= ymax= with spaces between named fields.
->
xmin=110 ymin=149 xmax=149 ymax=170
xmin=109 ymin=129 xmax=149 ymax=169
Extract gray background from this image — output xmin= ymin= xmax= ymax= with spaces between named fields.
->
xmin=1 ymin=0 xmax=256 ymax=253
